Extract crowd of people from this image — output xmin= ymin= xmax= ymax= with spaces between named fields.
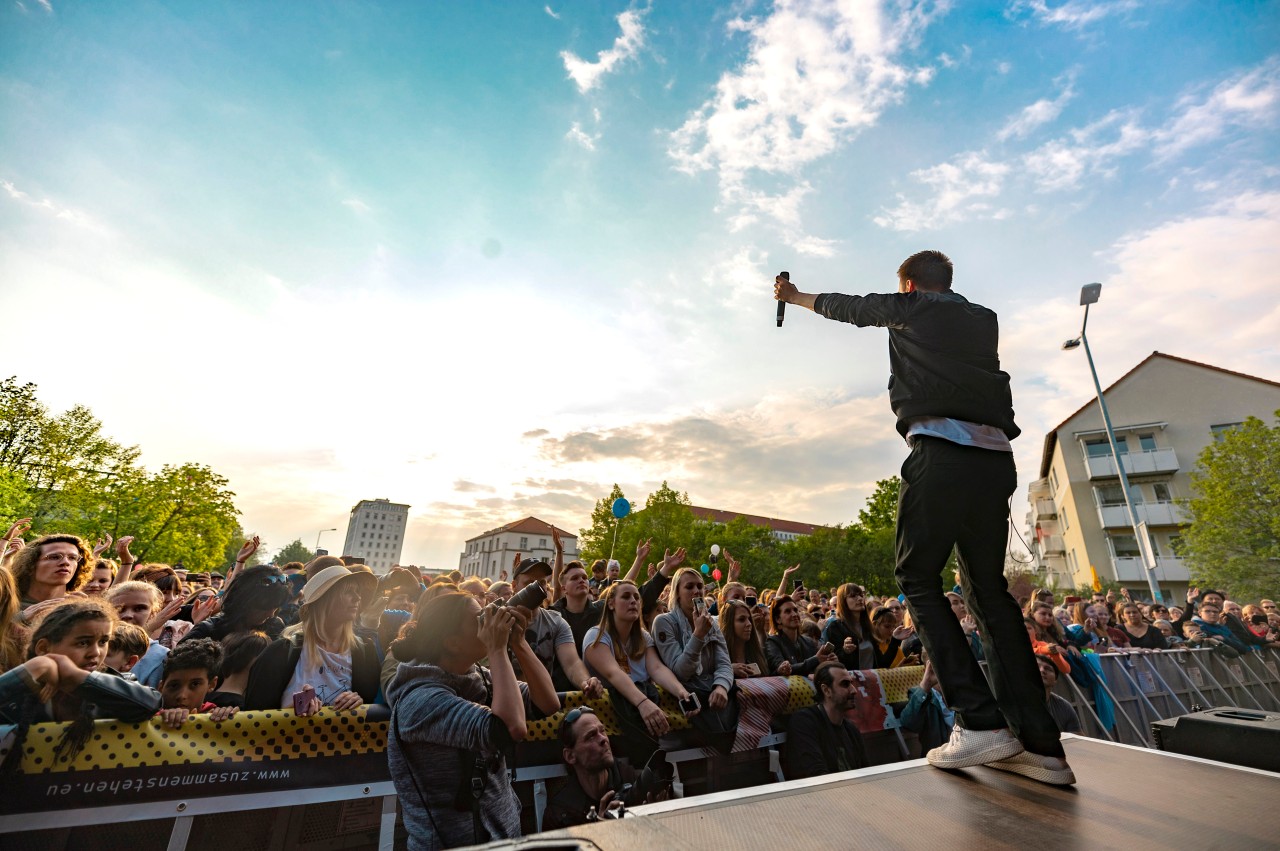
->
xmin=2 ymin=517 xmax=1277 ymax=848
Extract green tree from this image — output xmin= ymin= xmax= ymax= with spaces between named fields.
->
xmin=274 ymin=538 xmax=314 ymax=566
xmin=1182 ymin=412 xmax=1280 ymax=600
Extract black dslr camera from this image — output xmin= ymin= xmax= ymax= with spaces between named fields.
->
xmin=479 ymin=578 xmax=548 ymax=624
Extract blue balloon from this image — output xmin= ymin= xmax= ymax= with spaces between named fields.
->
xmin=611 ymin=497 xmax=631 ymax=519
xmin=700 ymin=563 xmax=710 ymax=574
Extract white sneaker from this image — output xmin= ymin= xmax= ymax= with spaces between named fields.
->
xmin=926 ymin=724 xmax=1024 ymax=769
xmin=987 ymin=750 xmax=1077 ymax=786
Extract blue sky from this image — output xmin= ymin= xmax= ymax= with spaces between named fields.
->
xmin=3 ymin=0 xmax=1278 ymax=567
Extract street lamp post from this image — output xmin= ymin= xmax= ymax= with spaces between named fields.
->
xmin=315 ymin=528 xmax=337 ymax=552
xmin=1062 ymin=283 xmax=1163 ymax=603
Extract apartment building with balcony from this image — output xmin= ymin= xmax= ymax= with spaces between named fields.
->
xmin=1025 ymin=353 xmax=1280 ymax=600
xmin=459 ymin=517 xmax=579 ymax=580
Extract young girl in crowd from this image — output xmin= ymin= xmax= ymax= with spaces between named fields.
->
xmin=766 ymin=595 xmax=835 ymax=677
xmin=0 ymin=598 xmax=160 ymax=769
xmin=104 ymin=581 xmax=170 ymax=687
xmin=385 ymin=591 xmax=559 ymax=851
xmin=821 ymin=583 xmax=875 ymax=671
xmin=585 ymin=581 xmax=694 ymax=765
xmin=244 ymin=566 xmax=381 ymax=713
xmin=205 ymin=630 xmax=270 ymax=708
xmin=719 ymin=599 xmax=770 ymax=679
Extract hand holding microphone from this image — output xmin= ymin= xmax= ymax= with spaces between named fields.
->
xmin=774 ymin=271 xmax=792 ymax=327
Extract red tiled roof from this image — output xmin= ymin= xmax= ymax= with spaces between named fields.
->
xmin=465 ymin=516 xmax=578 ymax=543
xmin=689 ymin=505 xmax=821 ymax=536
xmin=1039 ymin=351 xmax=1280 ymax=478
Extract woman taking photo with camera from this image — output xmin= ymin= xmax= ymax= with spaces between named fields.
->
xmin=386 ymin=591 xmax=559 ymax=850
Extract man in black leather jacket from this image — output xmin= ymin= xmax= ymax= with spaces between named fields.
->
xmin=774 ymin=251 xmax=1072 ymax=785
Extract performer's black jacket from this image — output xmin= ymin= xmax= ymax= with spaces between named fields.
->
xmin=815 ymin=290 xmax=1019 ymax=440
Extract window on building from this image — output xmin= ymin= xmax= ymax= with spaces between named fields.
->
xmin=539 ymin=538 xmax=546 ymax=548
xmin=1111 ymin=534 xmax=1141 ymax=558
xmin=519 ymin=536 xmax=528 ymax=549
xmin=1095 ymin=484 xmax=1127 ymax=506
xmin=1210 ymin=422 xmax=1243 ymax=441
xmin=1061 ymin=508 xmax=1069 ymax=531
xmin=1137 ymin=433 xmax=1157 ymax=452
xmin=1049 ymin=467 xmax=1059 ymax=494
xmin=1168 ymin=534 xmax=1184 ymax=555
xmin=1085 ymin=437 xmax=1126 ymax=457
xmin=1153 ymin=482 xmax=1172 ymax=503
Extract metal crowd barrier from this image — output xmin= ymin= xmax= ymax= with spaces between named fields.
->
xmin=1048 ymin=647 xmax=1280 ymax=748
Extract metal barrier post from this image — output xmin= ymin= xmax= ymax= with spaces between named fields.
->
xmin=1058 ymin=670 xmax=1116 ymax=742
xmin=1163 ymin=649 xmax=1216 ymax=708
xmin=1091 ymin=658 xmax=1151 ymax=746
xmin=1184 ymin=649 xmax=1241 ymax=707
xmin=1108 ymin=654 xmax=1167 ymax=727
xmin=165 ymin=816 xmax=193 ymax=851
xmin=378 ymin=794 xmax=397 ymax=851
xmin=1236 ymin=653 xmax=1280 ymax=709
xmin=1136 ymin=653 xmax=1189 ymax=716
xmin=1206 ymin=652 xmax=1268 ymax=711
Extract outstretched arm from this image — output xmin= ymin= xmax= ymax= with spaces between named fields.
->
xmin=774 ymin=276 xmax=819 ymax=311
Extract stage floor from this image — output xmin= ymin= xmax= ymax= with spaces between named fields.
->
xmin=500 ymin=735 xmax=1280 ymax=849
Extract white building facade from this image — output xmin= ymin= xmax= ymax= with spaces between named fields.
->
xmin=459 ymin=517 xmax=579 ymax=581
xmin=342 ymin=498 xmax=410 ymax=575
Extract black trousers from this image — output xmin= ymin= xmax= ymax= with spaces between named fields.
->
xmin=895 ymin=437 xmax=1064 ymax=758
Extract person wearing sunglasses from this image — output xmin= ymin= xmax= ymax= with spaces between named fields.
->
xmin=182 ymin=565 xmax=291 ymax=644
xmin=542 ymin=706 xmax=652 ymax=830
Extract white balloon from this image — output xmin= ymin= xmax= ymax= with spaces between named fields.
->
xmin=710 ymin=544 xmax=721 ymax=556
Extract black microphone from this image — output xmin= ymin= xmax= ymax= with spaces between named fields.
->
xmin=776 ymin=271 xmax=789 ymax=327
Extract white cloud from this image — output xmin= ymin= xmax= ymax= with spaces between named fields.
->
xmin=996 ymin=61 xmax=1013 ymax=75
xmin=35 ymin=0 xmax=51 ymax=12
xmin=544 ymin=5 xmax=560 ymax=20
xmin=2 ymin=178 xmax=107 ymax=233
xmin=998 ymin=72 xmax=1076 ymax=140
xmin=565 ymin=122 xmax=600 ymax=150
xmin=560 ymin=9 xmax=646 ymax=94
xmin=1022 ymin=109 xmax=1148 ymax=191
xmin=341 ymin=197 xmax=371 ymax=214
xmin=1153 ymin=58 xmax=1280 ymax=160
xmin=1008 ymin=0 xmax=1140 ymax=30
xmin=669 ymin=0 xmax=944 ymax=250
xmin=875 ymin=152 xmax=1010 ymax=231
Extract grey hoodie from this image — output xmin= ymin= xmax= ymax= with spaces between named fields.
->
xmin=652 ymin=606 xmax=734 ymax=694
xmin=385 ymin=660 xmax=529 ymax=851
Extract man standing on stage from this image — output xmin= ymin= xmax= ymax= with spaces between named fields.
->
xmin=773 ymin=251 xmax=1074 ymax=785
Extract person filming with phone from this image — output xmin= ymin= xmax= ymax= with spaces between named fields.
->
xmin=653 ymin=567 xmax=739 ymax=752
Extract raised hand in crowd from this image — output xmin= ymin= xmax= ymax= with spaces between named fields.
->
xmin=115 ymin=535 xmax=137 ymax=582
xmin=723 ymin=548 xmax=742 ymax=582
xmin=147 ymin=596 xmax=187 ymax=637
xmin=960 ymin=614 xmax=978 ymax=636
xmin=92 ymin=532 xmax=113 ymax=559
xmin=623 ymin=538 xmax=652 ymax=583
xmin=660 ymin=546 xmax=686 ymax=577
xmin=777 ymin=564 xmax=800 ymax=600
xmin=2 ymin=517 xmax=31 ymax=566
xmin=226 ymin=535 xmax=260 ymax=589
xmin=3 ymin=516 xmax=32 ymax=545
xmin=191 ymin=593 xmax=221 ymax=624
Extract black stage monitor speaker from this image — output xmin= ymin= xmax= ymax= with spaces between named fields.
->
xmin=1152 ymin=708 xmax=1280 ymax=772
